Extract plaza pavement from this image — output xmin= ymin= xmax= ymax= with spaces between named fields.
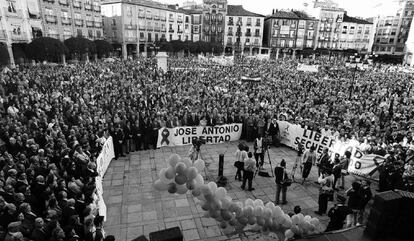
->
xmin=102 ymin=142 xmax=361 ymax=241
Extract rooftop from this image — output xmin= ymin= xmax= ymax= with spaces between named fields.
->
xmin=343 ymin=14 xmax=373 ymax=25
xmin=227 ymin=5 xmax=264 ymax=17
xmin=265 ymin=10 xmax=315 ymax=20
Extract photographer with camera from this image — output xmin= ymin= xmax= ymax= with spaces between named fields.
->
xmin=275 ymin=159 xmax=290 ymax=205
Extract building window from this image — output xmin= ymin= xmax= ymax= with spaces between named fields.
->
xmin=169 ymin=34 xmax=172 ymax=40
xmin=247 ymin=18 xmax=252 ymax=26
xmin=7 ymin=0 xmax=16 ymax=13
xmin=296 ymin=39 xmax=303 ymax=47
xmin=77 ymin=29 xmax=82 ymax=37
xmin=97 ymin=31 xmax=101 ymax=38
xmin=227 ymin=37 xmax=232 ymax=44
xmin=389 ymin=38 xmax=394 ymax=43
xmin=88 ymin=29 xmax=93 ymax=38
xmin=148 ymin=33 xmax=152 ymax=41
xmin=255 ymin=29 xmax=260 ymax=37
xmin=228 ymin=17 xmax=233 ymax=25
xmin=155 ymin=33 xmax=159 ymax=41
xmin=185 ymin=16 xmax=189 ymax=23
xmin=306 ymin=40 xmax=313 ymax=47
xmin=280 ymin=39 xmax=285 ymax=47
xmin=112 ymin=19 xmax=116 ymax=25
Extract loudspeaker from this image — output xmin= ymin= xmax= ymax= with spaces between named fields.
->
xmin=149 ymin=227 xmax=183 ymax=241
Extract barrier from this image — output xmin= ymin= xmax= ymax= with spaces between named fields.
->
xmin=94 ymin=136 xmax=115 ymax=221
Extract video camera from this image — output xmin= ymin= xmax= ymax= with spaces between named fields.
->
xmin=192 ymin=138 xmax=206 ymax=152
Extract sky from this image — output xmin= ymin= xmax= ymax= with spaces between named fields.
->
xmin=168 ymin=0 xmax=401 ymax=18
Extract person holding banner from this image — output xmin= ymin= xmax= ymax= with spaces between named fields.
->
xmin=301 ymin=146 xmax=316 ymax=184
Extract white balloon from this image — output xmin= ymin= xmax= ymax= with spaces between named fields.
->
xmin=215 ymin=187 xmax=227 ymax=200
xmin=182 ymin=157 xmax=193 ymax=169
xmin=194 ymin=159 xmax=205 ymax=172
xmin=292 ymin=215 xmax=300 ymax=225
xmin=253 ymin=199 xmax=264 ymax=207
xmin=210 ymin=198 xmax=223 ymax=210
xmin=207 ymin=182 xmax=218 ymax=194
xmin=194 ymin=174 xmax=204 ymax=187
xmin=304 ymin=215 xmax=312 ymax=222
xmin=245 ymin=198 xmax=254 ymax=207
xmin=153 ymin=179 xmax=168 ymax=191
xmin=254 ymin=206 xmax=264 ymax=217
xmin=284 ymin=229 xmax=294 ymax=239
xmin=272 ymin=206 xmax=283 ymax=218
xmin=221 ymin=197 xmax=232 ymax=210
xmin=168 ymin=154 xmax=181 ymax=167
xmin=176 ymin=184 xmax=188 ymax=194
xmin=263 ymin=207 xmax=272 ymax=218
xmin=265 ymin=202 xmax=275 ymax=210
xmin=159 ymin=168 xmax=173 ymax=184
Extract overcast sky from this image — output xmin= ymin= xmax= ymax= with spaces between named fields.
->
xmin=168 ymin=0 xmax=401 ymax=18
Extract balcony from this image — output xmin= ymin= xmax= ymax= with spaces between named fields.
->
xmin=94 ymin=22 xmax=102 ymax=28
xmin=45 ymin=15 xmax=58 ymax=23
xmin=125 ymin=24 xmax=137 ymax=30
xmin=255 ymin=23 xmax=261 ymax=27
xmin=161 ymin=28 xmax=166 ymax=32
xmin=154 ymin=15 xmax=159 ymax=20
xmin=177 ymin=30 xmax=183 ymax=33
xmin=160 ymin=16 xmax=166 ymax=21
xmin=228 ymin=21 xmax=234 ymax=26
xmin=147 ymin=26 xmax=153 ymax=31
xmin=245 ymin=32 xmax=251 ymax=37
xmin=74 ymin=19 xmax=84 ymax=26
xmin=226 ymin=41 xmax=233 ymax=46
xmin=169 ymin=18 xmax=174 ymax=22
xmin=73 ymin=1 xmax=82 ymax=9
xmin=254 ymin=34 xmax=260 ymax=37
xmin=85 ymin=4 xmax=93 ymax=11
xmin=177 ymin=19 xmax=183 ymax=23
xmin=154 ymin=27 xmax=160 ymax=32
xmin=169 ymin=29 xmax=174 ymax=33
xmin=227 ymin=31 xmax=233 ymax=36
xmin=10 ymin=31 xmax=27 ymax=41
xmin=246 ymin=23 xmax=252 ymax=26
xmin=43 ymin=0 xmax=55 ymax=3
xmin=93 ymin=5 xmax=101 ymax=12
xmin=138 ymin=13 xmax=145 ymax=18
xmin=4 ymin=8 xmax=23 ymax=18
xmin=61 ymin=17 xmax=72 ymax=25
xmin=139 ymin=25 xmax=145 ymax=30
xmin=59 ymin=0 xmax=69 ymax=6
xmin=146 ymin=15 xmax=152 ymax=20
xmin=86 ymin=20 xmax=94 ymax=27
xmin=0 ymin=30 xmax=6 ymax=40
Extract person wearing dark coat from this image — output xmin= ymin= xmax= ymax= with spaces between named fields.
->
xmin=347 ymin=181 xmax=362 ymax=226
xmin=113 ymin=125 xmax=124 ymax=159
xmin=187 ymin=112 xmax=199 ymax=126
xmin=132 ymin=119 xmax=143 ymax=151
xmin=142 ymin=117 xmax=151 ymax=150
xmin=317 ymin=148 xmax=331 ymax=177
xmin=325 ymin=195 xmax=353 ymax=232
xmin=61 ymin=199 xmax=77 ymax=227
xmin=266 ymin=118 xmax=279 ymax=147
xmin=123 ymin=122 xmax=132 ymax=154
xmin=31 ymin=218 xmax=48 ymax=241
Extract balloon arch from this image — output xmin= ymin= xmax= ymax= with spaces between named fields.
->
xmin=153 ymin=154 xmax=325 ymax=241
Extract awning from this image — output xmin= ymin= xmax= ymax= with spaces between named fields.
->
xmin=27 ymin=0 xmax=40 ymax=16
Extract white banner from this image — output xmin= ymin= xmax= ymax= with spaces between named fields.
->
xmin=277 ymin=121 xmax=385 ymax=180
xmin=297 ymin=64 xmax=319 ymax=72
xmin=157 ymin=124 xmax=242 ymax=148
xmin=95 ymin=136 xmax=115 ymax=221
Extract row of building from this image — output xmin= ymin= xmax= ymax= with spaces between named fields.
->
xmin=2 ymin=0 xmax=414 ymax=64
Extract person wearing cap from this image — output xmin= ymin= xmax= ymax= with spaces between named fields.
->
xmin=301 ymin=146 xmax=316 ymax=184
xmin=325 ymin=195 xmax=353 ymax=232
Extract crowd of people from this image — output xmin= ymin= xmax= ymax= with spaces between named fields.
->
xmin=1 ymin=54 xmax=414 ymax=240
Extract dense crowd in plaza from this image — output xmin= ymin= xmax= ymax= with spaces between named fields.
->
xmin=0 ymin=54 xmax=414 ymax=240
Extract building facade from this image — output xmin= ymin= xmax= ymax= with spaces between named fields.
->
xmin=0 ymin=0 xmax=43 ymax=66
xmin=314 ymin=8 xmax=344 ymax=49
xmin=337 ymin=15 xmax=373 ymax=53
xmin=224 ymin=5 xmax=264 ymax=55
xmin=201 ymin=0 xmax=227 ymax=44
xmin=102 ymin=0 xmax=197 ymax=58
xmin=373 ymin=0 xmax=414 ymax=55
xmin=39 ymin=0 xmax=103 ymax=41
xmin=263 ymin=10 xmax=317 ymax=58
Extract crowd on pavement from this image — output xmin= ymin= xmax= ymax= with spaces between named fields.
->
xmin=1 ymin=54 xmax=414 ymax=240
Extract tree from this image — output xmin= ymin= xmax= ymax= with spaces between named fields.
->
xmin=64 ymin=37 xmax=96 ymax=60
xmin=94 ymin=40 xmax=113 ymax=58
xmin=0 ymin=43 xmax=9 ymax=66
xmin=26 ymin=37 xmax=67 ymax=62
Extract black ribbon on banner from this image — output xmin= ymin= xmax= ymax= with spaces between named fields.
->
xmin=161 ymin=128 xmax=170 ymax=145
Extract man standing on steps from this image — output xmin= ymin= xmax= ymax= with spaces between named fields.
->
xmin=275 ymin=159 xmax=288 ymax=205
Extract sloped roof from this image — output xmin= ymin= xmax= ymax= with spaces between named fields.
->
xmin=227 ymin=5 xmax=264 ymax=17
xmin=266 ymin=10 xmax=300 ymax=20
xmin=343 ymin=14 xmax=372 ymax=24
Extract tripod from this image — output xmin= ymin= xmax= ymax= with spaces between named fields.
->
xmin=254 ymin=147 xmax=274 ymax=178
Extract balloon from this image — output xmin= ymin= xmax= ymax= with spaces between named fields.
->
xmin=291 ymin=225 xmax=301 ymax=235
xmin=243 ymin=206 xmax=254 ymax=217
xmin=221 ymin=197 xmax=232 ymax=210
xmin=235 ymin=206 xmax=243 ymax=218
xmin=194 ymin=174 xmax=204 ymax=187
xmin=310 ymin=218 xmax=319 ymax=226
xmin=186 ymin=179 xmax=197 ymax=190
xmin=219 ymin=221 xmax=227 ymax=229
xmin=215 ymin=215 xmax=224 ymax=222
xmin=186 ymin=167 xmax=198 ymax=180
xmin=284 ymin=229 xmax=294 ymax=239
xmin=265 ymin=217 xmax=273 ymax=228
xmin=175 ymin=162 xmax=187 ymax=176
xmin=165 ymin=166 xmax=176 ymax=180
xmin=167 ymin=183 xmax=177 ymax=194
xmin=297 ymin=213 xmax=304 ymax=223
xmin=175 ymin=174 xmax=187 ymax=185
xmin=272 ymin=206 xmax=283 ymax=218
xmin=221 ymin=210 xmax=233 ymax=221
xmin=168 ymin=154 xmax=180 ymax=167
xmin=253 ymin=199 xmax=264 ymax=207
xmin=247 ymin=216 xmax=257 ymax=225
xmin=228 ymin=218 xmax=237 ymax=226
xmin=194 ymin=159 xmax=205 ymax=172
xmin=182 ymin=157 xmax=192 ymax=169
xmin=265 ymin=202 xmax=275 ymax=210
xmin=254 ymin=206 xmax=264 ymax=217
xmin=237 ymin=216 xmax=248 ymax=225
xmin=304 ymin=215 xmax=312 ymax=222
xmin=245 ymin=198 xmax=254 ymax=207
xmin=153 ymin=179 xmax=168 ymax=191
xmin=210 ymin=199 xmax=222 ymax=210
xmin=201 ymin=202 xmax=210 ymax=211
xmin=209 ymin=209 xmax=220 ymax=218
xmin=228 ymin=202 xmax=238 ymax=212
xmin=159 ymin=168 xmax=172 ymax=184
xmin=204 ymin=193 xmax=214 ymax=202
xmin=207 ymin=182 xmax=218 ymax=194
xmin=200 ymin=185 xmax=212 ymax=196
xmin=176 ymin=184 xmax=188 ymax=194
xmin=191 ymin=188 xmax=201 ymax=197
xmin=263 ymin=207 xmax=272 ymax=218
xmin=215 ymin=187 xmax=227 ymax=200
xmin=257 ymin=217 xmax=265 ymax=226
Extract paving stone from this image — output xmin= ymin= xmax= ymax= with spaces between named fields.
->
xmin=180 ymin=219 xmax=196 ymax=230
xmin=182 ymin=228 xmax=200 ymax=241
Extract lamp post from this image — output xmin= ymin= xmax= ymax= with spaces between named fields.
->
xmin=349 ymin=53 xmax=360 ymax=99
